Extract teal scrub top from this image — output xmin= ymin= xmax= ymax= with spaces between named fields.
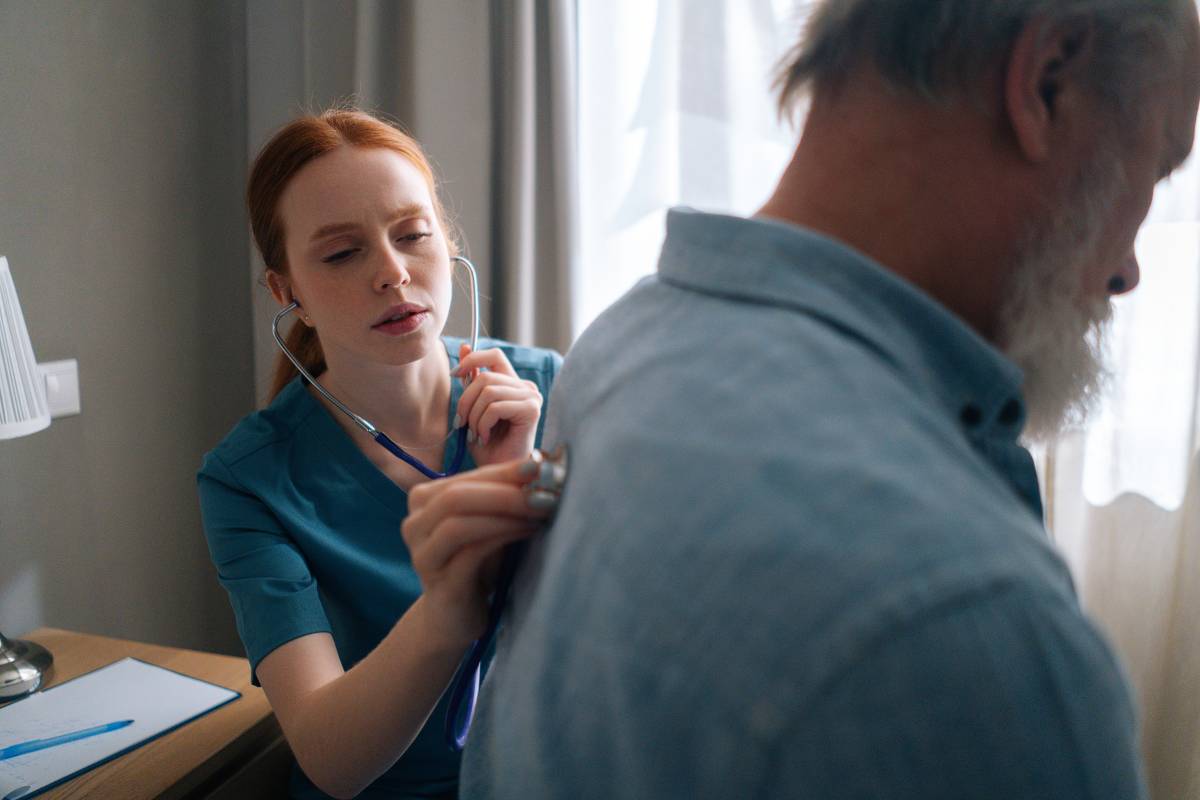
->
xmin=197 ymin=337 xmax=561 ymax=799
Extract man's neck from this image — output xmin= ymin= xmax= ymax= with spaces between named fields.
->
xmin=757 ymin=74 xmax=1037 ymax=344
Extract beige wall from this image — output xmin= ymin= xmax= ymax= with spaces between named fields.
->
xmin=0 ymin=0 xmax=495 ymax=657
xmin=0 ymin=0 xmax=253 ymax=654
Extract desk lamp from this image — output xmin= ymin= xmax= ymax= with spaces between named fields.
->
xmin=0 ymin=255 xmax=54 ymax=702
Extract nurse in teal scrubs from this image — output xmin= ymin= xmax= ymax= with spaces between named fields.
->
xmin=197 ymin=109 xmax=560 ymax=800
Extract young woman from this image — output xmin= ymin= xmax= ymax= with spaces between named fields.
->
xmin=197 ymin=109 xmax=560 ymax=799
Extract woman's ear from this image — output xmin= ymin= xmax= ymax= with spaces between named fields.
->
xmin=266 ymin=270 xmax=297 ymax=308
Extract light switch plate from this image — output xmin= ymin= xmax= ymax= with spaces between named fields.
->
xmin=40 ymin=359 xmax=80 ymax=418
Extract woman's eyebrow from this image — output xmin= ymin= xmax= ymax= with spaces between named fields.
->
xmin=308 ymin=203 xmax=430 ymax=242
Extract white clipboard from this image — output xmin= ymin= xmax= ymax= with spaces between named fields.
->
xmin=0 ymin=658 xmax=239 ymax=799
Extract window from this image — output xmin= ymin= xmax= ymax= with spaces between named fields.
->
xmin=575 ymin=0 xmax=801 ymax=335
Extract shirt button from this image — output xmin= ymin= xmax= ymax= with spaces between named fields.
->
xmin=998 ymin=399 xmax=1022 ymax=426
xmin=960 ymin=404 xmax=984 ymax=427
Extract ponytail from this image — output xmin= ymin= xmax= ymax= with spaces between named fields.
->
xmin=269 ymin=317 xmax=325 ymax=401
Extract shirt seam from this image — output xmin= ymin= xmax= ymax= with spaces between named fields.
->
xmin=209 ymin=382 xmax=326 ymax=469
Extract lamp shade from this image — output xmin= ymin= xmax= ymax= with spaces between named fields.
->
xmin=0 ymin=256 xmax=49 ymax=440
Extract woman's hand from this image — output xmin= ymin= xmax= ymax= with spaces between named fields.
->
xmin=454 ymin=344 xmax=543 ymax=466
xmin=403 ymin=458 xmax=557 ymax=648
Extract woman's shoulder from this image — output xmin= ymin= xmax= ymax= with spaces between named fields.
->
xmin=443 ymin=337 xmax=563 ymax=386
xmin=199 ymin=376 xmax=319 ymax=477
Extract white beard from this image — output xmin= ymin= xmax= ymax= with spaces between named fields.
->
xmin=997 ymin=160 xmax=1123 ymax=443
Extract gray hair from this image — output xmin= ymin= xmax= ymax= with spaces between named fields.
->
xmin=776 ymin=0 xmax=1190 ymax=118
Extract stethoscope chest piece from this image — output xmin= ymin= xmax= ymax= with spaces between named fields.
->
xmin=524 ymin=443 xmax=569 ymax=503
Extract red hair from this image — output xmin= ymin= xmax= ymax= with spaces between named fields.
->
xmin=247 ymin=108 xmax=458 ymax=401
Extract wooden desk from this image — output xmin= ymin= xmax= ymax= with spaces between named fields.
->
xmin=14 ymin=628 xmax=291 ymax=799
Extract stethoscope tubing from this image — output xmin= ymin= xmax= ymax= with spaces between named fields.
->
xmin=444 ymin=546 xmax=522 ymax=750
xmin=269 ymin=254 xmax=498 ymax=750
xmin=270 ymin=255 xmax=480 ymax=480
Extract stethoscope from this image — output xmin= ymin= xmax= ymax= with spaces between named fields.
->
xmin=271 ymin=255 xmax=480 ymax=480
xmin=271 ymin=254 xmax=567 ymax=751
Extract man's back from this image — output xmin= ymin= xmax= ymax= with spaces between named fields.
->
xmin=461 ymin=210 xmax=1143 ymax=799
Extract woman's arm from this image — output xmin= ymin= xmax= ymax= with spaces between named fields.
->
xmin=256 ymin=601 xmax=466 ymax=799
xmin=256 ymin=459 xmax=553 ymax=799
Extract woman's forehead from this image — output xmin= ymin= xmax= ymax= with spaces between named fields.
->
xmin=281 ymin=146 xmax=434 ymax=228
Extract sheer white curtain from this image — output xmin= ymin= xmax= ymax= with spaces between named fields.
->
xmin=574 ymin=0 xmax=799 ymax=336
xmin=578 ymin=2 xmax=1200 ymax=795
xmin=1040 ymin=108 xmax=1200 ymax=800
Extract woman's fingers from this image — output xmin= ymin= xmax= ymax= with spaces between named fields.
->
xmin=406 ymin=514 xmax=539 ymax=578
xmin=461 ymin=380 xmax=534 ymax=425
xmin=404 ymin=442 xmax=567 ymax=645
xmin=456 ymin=373 xmax=542 ymax=439
xmin=402 ymin=452 xmax=566 ymax=641
xmin=455 ymin=347 xmax=519 ymax=379
xmin=458 ymin=343 xmax=476 ymax=389
xmin=405 ymin=480 xmax=552 ymax=562
xmin=476 ymin=400 xmax=541 ymax=445
xmin=409 ymin=457 xmax=544 ymax=504
xmin=464 ymin=383 xmax=541 ymax=437
xmin=450 ymin=348 xmax=544 ymax=462
xmin=409 ymin=479 xmax=551 ymax=525
xmin=410 ymin=523 xmax=531 ymax=641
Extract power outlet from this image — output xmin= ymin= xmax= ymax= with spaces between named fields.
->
xmin=40 ymin=359 xmax=80 ymax=418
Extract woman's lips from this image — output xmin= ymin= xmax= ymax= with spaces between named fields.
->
xmin=372 ymin=310 xmax=429 ymax=335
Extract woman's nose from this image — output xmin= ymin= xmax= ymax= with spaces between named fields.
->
xmin=375 ymin=250 xmax=411 ymax=291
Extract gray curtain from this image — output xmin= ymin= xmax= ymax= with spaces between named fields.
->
xmin=489 ymin=0 xmax=578 ymax=354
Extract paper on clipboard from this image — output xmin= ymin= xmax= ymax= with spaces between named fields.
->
xmin=0 ymin=658 xmax=239 ymax=798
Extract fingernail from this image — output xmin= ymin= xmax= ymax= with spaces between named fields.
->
xmin=453 ymin=413 xmax=463 ymax=429
xmin=467 ymin=430 xmax=477 ymax=444
xmin=526 ymin=489 xmax=558 ymax=510
xmin=518 ymin=459 xmax=538 ymax=478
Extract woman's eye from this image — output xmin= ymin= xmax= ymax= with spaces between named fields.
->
xmin=398 ymin=232 xmax=433 ymax=244
xmin=322 ymin=249 xmax=357 ymax=264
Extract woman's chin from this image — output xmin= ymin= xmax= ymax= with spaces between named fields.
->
xmin=378 ymin=327 xmax=448 ymax=367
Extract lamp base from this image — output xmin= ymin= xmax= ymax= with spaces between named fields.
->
xmin=0 ymin=632 xmax=53 ymax=702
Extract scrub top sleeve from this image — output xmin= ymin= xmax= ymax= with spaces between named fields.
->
xmin=197 ymin=453 xmax=332 ymax=685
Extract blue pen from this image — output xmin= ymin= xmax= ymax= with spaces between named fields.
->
xmin=0 ymin=719 xmax=134 ymax=761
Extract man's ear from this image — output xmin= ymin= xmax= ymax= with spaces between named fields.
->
xmin=265 ymin=270 xmax=298 ymax=308
xmin=1005 ymin=15 xmax=1097 ymax=163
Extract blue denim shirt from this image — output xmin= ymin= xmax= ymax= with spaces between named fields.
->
xmin=461 ymin=209 xmax=1144 ymax=799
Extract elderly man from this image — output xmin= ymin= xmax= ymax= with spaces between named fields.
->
xmin=412 ymin=1 xmax=1200 ymax=797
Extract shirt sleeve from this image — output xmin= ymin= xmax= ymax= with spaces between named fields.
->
xmin=762 ymin=583 xmax=1146 ymax=800
xmin=197 ymin=451 xmax=332 ymax=685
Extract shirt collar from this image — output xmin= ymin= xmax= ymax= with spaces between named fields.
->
xmin=656 ymin=208 xmax=1028 ymax=439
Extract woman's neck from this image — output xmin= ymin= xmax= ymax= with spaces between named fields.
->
xmin=315 ymin=341 xmax=452 ymax=450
